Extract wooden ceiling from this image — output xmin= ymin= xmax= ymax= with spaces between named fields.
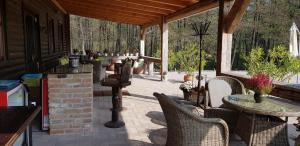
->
xmin=55 ymin=0 xmax=226 ymax=27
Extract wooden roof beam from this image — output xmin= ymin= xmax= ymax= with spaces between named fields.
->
xmin=166 ymin=0 xmax=221 ymax=23
xmin=51 ymin=0 xmax=67 ymax=14
xmin=142 ymin=0 xmax=234 ymax=28
xmin=141 ymin=19 xmax=161 ymax=30
xmin=224 ymin=0 xmax=251 ymax=33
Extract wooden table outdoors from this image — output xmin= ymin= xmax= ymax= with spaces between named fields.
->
xmin=223 ymin=94 xmax=300 ymax=146
xmin=0 ymin=106 xmax=41 ymax=146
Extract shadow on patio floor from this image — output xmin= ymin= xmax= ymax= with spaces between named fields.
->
xmin=146 ymin=111 xmax=166 ymax=127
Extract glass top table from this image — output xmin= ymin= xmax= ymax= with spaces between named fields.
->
xmin=222 ymin=94 xmax=300 ymax=117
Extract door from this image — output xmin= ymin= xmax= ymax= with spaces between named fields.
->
xmin=24 ymin=10 xmax=41 ymax=72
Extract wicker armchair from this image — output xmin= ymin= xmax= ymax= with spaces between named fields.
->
xmin=204 ymin=76 xmax=246 ymax=133
xmin=154 ymin=92 xmax=229 ymax=146
xmin=295 ymin=135 xmax=300 ymax=146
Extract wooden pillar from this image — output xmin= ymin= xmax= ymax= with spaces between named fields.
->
xmin=216 ymin=0 xmax=234 ymax=76
xmin=148 ymin=62 xmax=154 ymax=76
xmin=160 ymin=17 xmax=168 ymax=81
xmin=216 ymin=0 xmax=250 ymax=76
xmin=140 ymin=27 xmax=146 ymax=56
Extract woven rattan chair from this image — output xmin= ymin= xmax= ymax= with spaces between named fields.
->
xmin=295 ymin=135 xmax=300 ymax=146
xmin=154 ymin=92 xmax=229 ymax=146
xmin=235 ymin=113 xmax=289 ymax=146
xmin=204 ymin=76 xmax=246 ymax=133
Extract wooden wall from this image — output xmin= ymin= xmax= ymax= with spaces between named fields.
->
xmin=0 ymin=0 xmax=69 ymax=79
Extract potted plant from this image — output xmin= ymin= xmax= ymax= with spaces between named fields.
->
xmin=179 ymin=81 xmax=194 ymax=100
xmin=177 ymin=44 xmax=207 ymax=82
xmin=249 ymin=74 xmax=273 ymax=103
xmin=183 ymin=68 xmax=194 ymax=82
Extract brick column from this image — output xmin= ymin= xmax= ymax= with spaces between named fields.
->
xmin=48 ymin=73 xmax=93 ymax=135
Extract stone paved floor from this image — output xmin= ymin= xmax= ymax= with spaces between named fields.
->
xmin=33 ymin=72 xmax=299 ymax=146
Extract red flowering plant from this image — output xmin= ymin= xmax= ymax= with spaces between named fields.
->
xmin=249 ymin=74 xmax=273 ymax=95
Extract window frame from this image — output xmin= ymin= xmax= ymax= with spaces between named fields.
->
xmin=47 ymin=15 xmax=55 ymax=54
xmin=0 ymin=0 xmax=7 ymax=61
xmin=57 ymin=22 xmax=63 ymax=52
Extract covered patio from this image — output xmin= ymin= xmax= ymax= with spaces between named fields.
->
xmin=53 ymin=0 xmax=250 ymax=81
xmin=1 ymin=0 xmax=300 ymax=146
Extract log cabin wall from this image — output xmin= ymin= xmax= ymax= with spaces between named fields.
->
xmin=0 ymin=0 xmax=70 ymax=79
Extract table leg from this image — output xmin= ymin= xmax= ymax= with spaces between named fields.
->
xmin=105 ymin=87 xmax=125 ymax=128
xmin=28 ymin=126 xmax=32 ymax=146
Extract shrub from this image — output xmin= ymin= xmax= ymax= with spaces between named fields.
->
xmin=245 ymin=45 xmax=300 ymax=82
xmin=176 ymin=44 xmax=207 ymax=75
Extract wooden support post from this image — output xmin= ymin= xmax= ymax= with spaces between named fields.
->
xmin=225 ymin=0 xmax=251 ymax=33
xmin=148 ymin=62 xmax=154 ymax=76
xmin=160 ymin=17 xmax=168 ymax=81
xmin=140 ymin=27 xmax=146 ymax=56
xmin=216 ymin=0 xmax=250 ymax=75
xmin=216 ymin=0 xmax=234 ymax=76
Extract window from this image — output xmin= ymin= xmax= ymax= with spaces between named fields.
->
xmin=57 ymin=22 xmax=63 ymax=52
xmin=48 ymin=18 xmax=55 ymax=54
xmin=0 ymin=1 xmax=6 ymax=61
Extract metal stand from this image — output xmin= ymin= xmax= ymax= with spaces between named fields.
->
xmin=105 ymin=87 xmax=125 ymax=128
xmin=191 ymin=21 xmax=211 ymax=107
xmin=110 ymin=89 xmax=126 ymax=111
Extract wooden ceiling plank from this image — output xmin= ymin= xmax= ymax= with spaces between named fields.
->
xmin=66 ymin=7 xmax=152 ymax=25
xmin=70 ymin=10 xmax=148 ymax=25
xmin=114 ymin=0 xmax=180 ymax=12
xmin=62 ymin=4 xmax=157 ymax=22
xmin=59 ymin=0 xmax=161 ymax=18
xmin=224 ymin=0 xmax=251 ymax=33
xmin=145 ymin=0 xmax=195 ymax=7
xmin=72 ymin=0 xmax=173 ymax=15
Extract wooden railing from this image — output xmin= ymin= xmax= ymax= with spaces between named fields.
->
xmin=140 ymin=56 xmax=161 ymax=64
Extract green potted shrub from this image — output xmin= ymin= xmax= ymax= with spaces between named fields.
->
xmin=177 ymin=44 xmax=207 ymax=82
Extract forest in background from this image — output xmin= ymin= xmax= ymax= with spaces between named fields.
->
xmin=70 ymin=0 xmax=300 ymax=70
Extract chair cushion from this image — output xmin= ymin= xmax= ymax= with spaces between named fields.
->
xmin=208 ymin=79 xmax=232 ymax=107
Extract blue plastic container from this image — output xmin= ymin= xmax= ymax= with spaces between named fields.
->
xmin=0 ymin=80 xmax=20 ymax=91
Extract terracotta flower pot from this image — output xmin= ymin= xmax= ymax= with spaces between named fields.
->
xmin=184 ymin=74 xmax=193 ymax=82
xmin=133 ymin=67 xmax=144 ymax=74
